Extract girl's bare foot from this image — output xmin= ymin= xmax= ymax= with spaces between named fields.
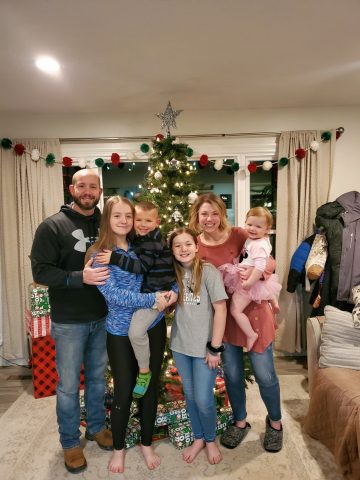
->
xmin=246 ymin=332 xmax=259 ymax=351
xmin=108 ymin=449 xmax=125 ymax=473
xmin=182 ymin=439 xmax=205 ymax=463
xmin=206 ymin=442 xmax=222 ymax=465
xmin=140 ymin=444 xmax=161 ymax=470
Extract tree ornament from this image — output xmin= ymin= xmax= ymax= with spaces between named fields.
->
xmin=1 ymin=138 xmax=12 ymax=149
xmin=171 ymin=208 xmax=183 ymax=222
xmin=154 ymin=171 xmax=163 ymax=180
xmin=231 ymin=162 xmax=240 ymax=172
xmin=140 ymin=143 xmax=150 ymax=153
xmin=321 ymin=131 xmax=332 ymax=141
xmin=199 ymin=154 xmax=209 ymax=167
xmin=62 ymin=156 xmax=73 ymax=167
xmin=310 ymin=141 xmax=320 ymax=152
xmin=295 ymin=148 xmax=306 ymax=160
xmin=78 ymin=158 xmax=86 ymax=168
xmin=279 ymin=157 xmax=289 ymax=167
xmin=111 ymin=153 xmax=120 ymax=166
xmin=45 ymin=153 xmax=56 ymax=166
xmin=95 ymin=157 xmax=105 ymax=167
xmin=14 ymin=143 xmax=26 ymax=156
xmin=188 ymin=191 xmax=198 ymax=204
xmin=247 ymin=162 xmax=257 ymax=173
xmin=155 ymin=133 xmax=164 ymax=142
xmin=170 ymin=158 xmax=178 ymax=166
xmin=262 ymin=160 xmax=273 ymax=171
xmin=186 ymin=147 xmax=194 ymax=157
xmin=156 ymin=101 xmax=183 ymax=132
xmin=214 ymin=159 xmax=223 ymax=171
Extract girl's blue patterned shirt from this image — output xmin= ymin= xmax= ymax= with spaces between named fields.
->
xmin=95 ymin=246 xmax=163 ymax=335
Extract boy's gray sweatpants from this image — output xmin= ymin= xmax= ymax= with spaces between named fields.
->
xmin=128 ymin=308 xmax=160 ymax=370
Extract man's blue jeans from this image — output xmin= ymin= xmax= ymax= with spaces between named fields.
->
xmin=172 ymin=351 xmax=217 ymax=443
xmin=222 ymin=342 xmax=281 ymax=423
xmin=51 ymin=319 xmax=108 ymax=449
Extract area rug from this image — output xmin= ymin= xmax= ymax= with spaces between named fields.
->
xmin=0 ymin=375 xmax=343 ymax=480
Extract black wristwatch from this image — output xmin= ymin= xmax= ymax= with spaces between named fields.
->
xmin=206 ymin=341 xmax=225 ymax=354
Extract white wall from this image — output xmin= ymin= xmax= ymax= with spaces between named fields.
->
xmin=1 ymin=106 xmax=359 ymax=199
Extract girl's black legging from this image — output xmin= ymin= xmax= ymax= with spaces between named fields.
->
xmin=107 ymin=318 xmax=166 ymax=450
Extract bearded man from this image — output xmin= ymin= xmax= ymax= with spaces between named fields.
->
xmin=31 ymin=169 xmax=112 ymax=474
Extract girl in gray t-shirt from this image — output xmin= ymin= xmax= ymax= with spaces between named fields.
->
xmin=168 ymin=227 xmax=228 ymax=465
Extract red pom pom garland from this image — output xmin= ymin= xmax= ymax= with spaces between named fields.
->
xmin=14 ymin=143 xmax=26 ymax=156
xmin=295 ymin=148 xmax=306 ymax=160
xmin=248 ymin=162 xmax=257 ymax=173
xmin=199 ymin=154 xmax=209 ymax=167
xmin=111 ymin=153 xmax=120 ymax=166
xmin=62 ymin=156 xmax=73 ymax=167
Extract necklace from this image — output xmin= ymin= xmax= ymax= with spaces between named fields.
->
xmin=184 ymin=270 xmax=194 ymax=293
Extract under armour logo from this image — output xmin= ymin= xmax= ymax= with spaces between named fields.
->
xmin=72 ymin=229 xmax=89 ymax=252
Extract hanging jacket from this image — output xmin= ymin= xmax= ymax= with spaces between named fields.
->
xmin=315 ymin=200 xmax=344 ymax=305
xmin=336 ymin=191 xmax=360 ymax=301
xmin=287 ymin=234 xmax=315 ymax=293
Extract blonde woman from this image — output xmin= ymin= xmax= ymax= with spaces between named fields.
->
xmin=189 ymin=193 xmax=283 ymax=453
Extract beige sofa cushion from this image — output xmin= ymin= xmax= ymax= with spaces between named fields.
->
xmin=319 ymin=305 xmax=360 ymax=369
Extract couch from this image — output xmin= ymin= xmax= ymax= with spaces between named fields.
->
xmin=303 ymin=307 xmax=360 ymax=479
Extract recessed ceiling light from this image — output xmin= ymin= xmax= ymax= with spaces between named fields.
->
xmin=35 ymin=55 xmax=60 ymax=75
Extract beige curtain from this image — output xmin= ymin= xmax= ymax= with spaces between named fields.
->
xmin=275 ymin=130 xmax=335 ymax=352
xmin=0 ymin=139 xmax=63 ymax=362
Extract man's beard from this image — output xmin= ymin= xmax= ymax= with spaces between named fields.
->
xmin=72 ymin=194 xmax=99 ymax=211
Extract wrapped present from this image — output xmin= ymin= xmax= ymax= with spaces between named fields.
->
xmin=216 ymin=406 xmax=233 ymax=435
xmin=125 ymin=418 xmax=141 ymax=449
xmin=31 ymin=335 xmax=85 ymax=399
xmin=155 ymin=399 xmax=189 ymax=427
xmin=31 ymin=335 xmax=58 ymax=398
xmin=168 ymin=407 xmax=234 ymax=450
xmin=152 ymin=425 xmax=169 ymax=442
xmin=168 ymin=421 xmax=193 ymax=450
xmin=29 ymin=314 xmax=51 ymax=338
xmin=31 ymin=286 xmax=51 ymax=316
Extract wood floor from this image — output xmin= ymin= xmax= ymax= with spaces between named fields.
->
xmin=0 ymin=356 xmax=307 ymax=419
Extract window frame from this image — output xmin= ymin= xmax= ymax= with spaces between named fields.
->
xmin=61 ymin=136 xmax=278 ymax=226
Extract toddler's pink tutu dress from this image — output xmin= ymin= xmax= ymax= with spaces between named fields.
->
xmin=219 ymin=237 xmax=281 ymax=303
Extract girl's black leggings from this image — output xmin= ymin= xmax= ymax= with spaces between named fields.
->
xmin=106 ymin=318 xmax=166 ymax=449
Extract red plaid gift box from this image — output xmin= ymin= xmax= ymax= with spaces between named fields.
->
xmin=31 ymin=335 xmax=85 ymax=399
xmin=31 ymin=335 xmax=58 ymax=398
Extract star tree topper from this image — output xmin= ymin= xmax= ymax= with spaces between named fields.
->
xmin=156 ymin=101 xmax=183 ymax=134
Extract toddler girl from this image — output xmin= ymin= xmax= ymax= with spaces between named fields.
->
xmin=219 ymin=207 xmax=281 ymax=351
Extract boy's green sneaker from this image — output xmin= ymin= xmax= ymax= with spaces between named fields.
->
xmin=133 ymin=371 xmax=152 ymax=399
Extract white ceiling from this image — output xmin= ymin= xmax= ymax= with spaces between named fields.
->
xmin=1 ymin=0 xmax=360 ymax=115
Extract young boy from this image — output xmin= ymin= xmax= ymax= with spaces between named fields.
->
xmin=96 ymin=201 xmax=177 ymax=398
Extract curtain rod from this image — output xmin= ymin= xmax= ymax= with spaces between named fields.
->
xmin=60 ymin=131 xmax=281 ymax=143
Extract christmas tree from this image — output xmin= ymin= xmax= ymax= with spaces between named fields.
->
xmin=137 ymin=133 xmax=199 ymax=237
